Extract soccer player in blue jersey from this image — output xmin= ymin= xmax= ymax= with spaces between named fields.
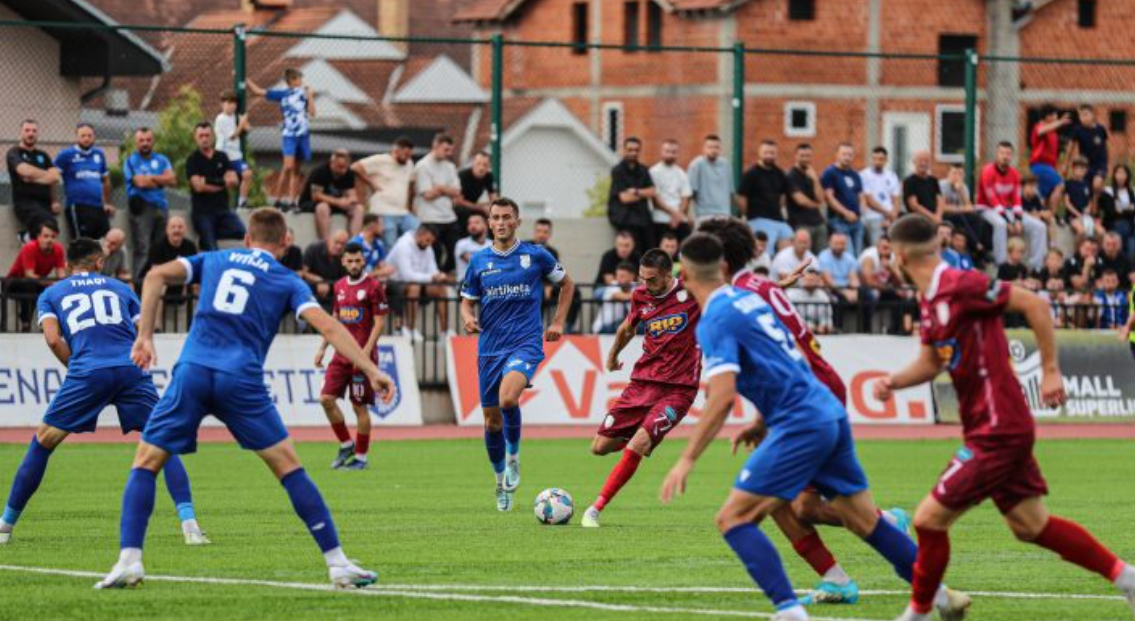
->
xmin=460 ymin=197 xmax=575 ymax=511
xmin=659 ymin=234 xmax=968 ymax=621
xmin=96 ymin=208 xmax=394 ymax=590
xmin=0 ymin=239 xmax=206 ymax=546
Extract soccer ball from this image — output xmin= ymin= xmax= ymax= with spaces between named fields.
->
xmin=534 ymin=488 xmax=574 ymax=525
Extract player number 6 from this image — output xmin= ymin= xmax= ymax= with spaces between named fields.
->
xmin=214 ymin=269 xmax=256 ymax=315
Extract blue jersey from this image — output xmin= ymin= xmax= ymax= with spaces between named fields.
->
xmin=124 ymin=151 xmax=173 ymax=210
xmin=349 ymin=233 xmax=386 ymax=272
xmin=698 ymin=285 xmax=844 ymax=431
xmin=178 ymin=248 xmax=319 ymax=375
xmin=265 ymin=87 xmax=310 ymax=138
xmin=54 ymin=145 xmax=108 ymax=207
xmin=36 ymin=273 xmax=140 ymax=375
xmin=460 ymin=241 xmax=565 ymax=357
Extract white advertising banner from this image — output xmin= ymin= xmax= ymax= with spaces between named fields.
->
xmin=448 ymin=334 xmax=933 ymax=426
xmin=0 ymin=334 xmax=422 ymax=427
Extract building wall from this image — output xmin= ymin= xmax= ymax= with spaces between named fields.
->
xmin=0 ymin=9 xmax=82 ymax=148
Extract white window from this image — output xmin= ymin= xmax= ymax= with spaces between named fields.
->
xmin=935 ymin=104 xmax=979 ymax=164
xmin=783 ymin=101 xmax=816 ymax=138
xmin=602 ymin=101 xmax=624 ymax=152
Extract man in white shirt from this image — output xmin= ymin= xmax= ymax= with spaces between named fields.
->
xmin=386 ymin=226 xmax=452 ymax=341
xmin=649 ymin=139 xmax=692 ymax=243
xmin=859 ymin=146 xmax=901 ymax=247
xmin=592 ymin=262 xmax=637 ymax=334
xmin=214 ymin=91 xmax=252 ymax=209
xmin=352 ymin=137 xmax=418 ymax=250
xmin=786 ymin=271 xmax=834 ymax=334
xmin=454 ymin=212 xmax=491 ymax=281
xmin=770 ymin=229 xmax=817 ymax=283
xmin=414 ymin=134 xmax=463 ymax=273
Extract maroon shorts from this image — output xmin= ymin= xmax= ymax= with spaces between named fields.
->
xmin=598 ymin=381 xmax=697 ymax=447
xmin=321 ymin=360 xmax=374 ymax=406
xmin=931 ymin=435 xmax=1048 ymax=514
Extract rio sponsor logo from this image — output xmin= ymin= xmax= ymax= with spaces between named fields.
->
xmin=646 ymin=313 xmax=688 ymax=338
xmin=337 ymin=306 xmax=364 ymax=325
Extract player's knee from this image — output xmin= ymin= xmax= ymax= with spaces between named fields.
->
xmin=483 ymin=413 xmax=503 ymax=433
xmin=626 ymin=433 xmax=652 ymax=457
xmin=319 ymin=394 xmax=338 ymax=409
xmin=792 ymin=495 xmax=820 ymax=522
xmin=715 ymin=506 xmax=754 ymax=534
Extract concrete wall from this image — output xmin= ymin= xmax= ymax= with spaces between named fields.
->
xmin=0 ymin=8 xmax=83 ymax=148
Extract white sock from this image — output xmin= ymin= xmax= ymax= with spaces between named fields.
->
xmin=0 ymin=520 xmax=13 ymax=534
xmin=181 ymin=519 xmax=200 ymax=535
xmin=881 ymin=510 xmax=898 ymax=526
xmin=353 ymin=453 xmax=368 ymax=463
xmin=340 ymin=440 xmax=354 ymax=449
xmin=777 ymin=603 xmax=809 ymax=620
xmin=323 ymin=546 xmax=349 ymax=568
xmin=822 ymin=564 xmax=851 ymax=585
xmin=1115 ymin=564 xmax=1135 ymax=591
xmin=118 ymin=547 xmax=143 ymax=566
xmin=934 ymin=585 xmax=950 ymax=608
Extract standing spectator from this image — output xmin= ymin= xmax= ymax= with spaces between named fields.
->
xmin=1099 ymin=231 xmax=1132 ymax=289
xmin=1101 ymin=164 xmax=1135 ymax=260
xmin=786 ymin=271 xmax=834 ymax=334
xmin=737 ymin=140 xmax=791 ymax=255
xmin=55 ymin=123 xmax=114 ymax=240
xmin=939 ymin=162 xmax=989 ymax=258
xmin=185 ymin=122 xmax=245 ymax=250
xmin=353 ymin=137 xmax=417 ymax=250
xmin=142 ymin=215 xmax=198 ymax=280
xmin=1029 ymin=104 xmax=1072 ymax=213
xmin=770 ymin=229 xmax=816 ymax=283
xmin=301 ymin=230 xmax=349 ymax=300
xmin=1095 ymin=269 xmax=1128 ymax=329
xmin=414 ymin=134 xmax=463 ymax=273
xmin=280 ymin=227 xmax=303 ymax=273
xmin=687 ymin=134 xmax=733 ymax=221
xmin=124 ymin=127 xmax=175 ymax=280
xmin=785 ymin=143 xmax=828 ymax=254
xmin=821 ymin=143 xmax=866 ymax=255
xmin=300 ymin=149 xmax=363 ymax=240
xmin=6 ymin=222 xmax=65 ymax=330
xmin=976 ymin=141 xmax=1047 ymax=270
xmin=247 ymin=68 xmax=314 ymax=210
xmin=859 ymin=146 xmax=901 ymax=247
xmin=607 ymin=137 xmax=656 ymax=253
xmin=530 ymin=217 xmax=559 ymax=260
xmin=454 ymin=211 xmax=491 ymax=281
xmin=455 ymin=151 xmax=497 ymax=232
xmin=859 ymin=236 xmax=910 ymax=333
xmin=386 ymin=226 xmax=451 ymax=341
xmin=1070 ymin=104 xmax=1109 ymax=198
xmin=350 ymin=213 xmax=393 ymax=278
xmin=649 ymin=139 xmax=692 ymax=242
xmin=100 ymin=228 xmax=130 ymax=282
xmin=594 ymin=230 xmax=640 ymax=285
xmin=817 ymin=231 xmax=860 ymax=304
xmin=903 ymin=151 xmax=945 ymax=222
xmin=214 ymin=90 xmax=252 ymax=209
xmin=591 ymin=262 xmax=636 ymax=334
xmin=6 ymin=119 xmax=61 ymax=240
xmin=1063 ymin=157 xmax=1098 ymax=238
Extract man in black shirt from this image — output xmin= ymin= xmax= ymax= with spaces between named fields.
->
xmin=902 ymin=152 xmax=944 ymax=225
xmin=1100 ymin=232 xmax=1132 ymax=289
xmin=141 ymin=216 xmax=198 ymax=313
xmin=302 ymin=230 xmax=349 ymax=300
xmin=785 ymin=143 xmax=828 ymax=254
xmin=530 ymin=217 xmax=560 ymax=260
xmin=594 ymin=230 xmax=640 ymax=285
xmin=737 ymin=139 xmax=792 ymax=255
xmin=6 ymin=120 xmax=61 ymax=239
xmin=185 ymin=122 xmax=245 ymax=250
xmin=280 ymin=227 xmax=304 ymax=272
xmin=299 ymin=149 xmax=362 ymax=241
xmin=607 ymin=137 xmax=656 ymax=253
xmin=456 ymin=150 xmax=497 ymax=233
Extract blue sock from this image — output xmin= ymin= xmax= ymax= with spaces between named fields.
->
xmin=120 ymin=468 xmax=157 ymax=549
xmin=484 ymin=428 xmax=506 ymax=474
xmin=723 ymin=523 xmax=799 ymax=609
xmin=281 ymin=468 xmax=341 ymax=553
xmin=2 ymin=437 xmax=53 ymax=526
xmin=162 ymin=456 xmax=196 ymax=522
xmin=502 ymin=407 xmax=521 ymax=458
xmin=863 ymin=515 xmax=918 ymax=583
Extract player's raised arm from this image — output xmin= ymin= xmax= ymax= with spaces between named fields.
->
xmin=303 ymin=306 xmax=395 ymax=404
xmin=1006 ymin=285 xmax=1066 ymax=407
xmin=132 ymin=258 xmax=191 ymax=369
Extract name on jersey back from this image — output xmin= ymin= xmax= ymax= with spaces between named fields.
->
xmin=229 ymin=252 xmax=271 ymax=272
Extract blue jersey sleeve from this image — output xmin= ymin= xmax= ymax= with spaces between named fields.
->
xmin=698 ymin=309 xmax=741 ymax=379
xmin=36 ymin=288 xmax=58 ymax=327
xmin=460 ymin=255 xmax=482 ymax=300
xmin=535 ymin=246 xmax=566 ymax=284
xmin=179 ymin=253 xmax=206 ymax=285
xmin=287 ymin=273 xmax=320 ymax=320
xmin=123 ymin=154 xmax=137 ymax=186
xmin=265 ymin=88 xmax=287 ymax=102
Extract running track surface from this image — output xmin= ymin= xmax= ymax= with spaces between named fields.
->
xmin=0 ymin=424 xmax=1131 ymax=444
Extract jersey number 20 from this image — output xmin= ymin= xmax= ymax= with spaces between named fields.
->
xmin=214 ymin=269 xmax=256 ymax=314
xmin=62 ymin=291 xmax=123 ymax=334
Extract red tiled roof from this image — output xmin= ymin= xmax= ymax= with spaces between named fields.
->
xmin=454 ymin=0 xmax=745 ymax=22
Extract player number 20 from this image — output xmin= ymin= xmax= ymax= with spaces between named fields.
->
xmin=61 ymin=290 xmax=123 ymax=334
xmin=214 ymin=269 xmax=256 ymax=315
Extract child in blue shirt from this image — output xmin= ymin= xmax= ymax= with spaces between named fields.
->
xmin=248 ymin=68 xmax=314 ymax=211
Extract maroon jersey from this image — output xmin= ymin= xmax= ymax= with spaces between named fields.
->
xmin=331 ymin=275 xmax=388 ymax=365
xmin=918 ymin=263 xmax=1033 ymax=440
xmin=625 ymin=280 xmax=701 ymax=388
xmin=732 ymin=270 xmax=848 ymax=404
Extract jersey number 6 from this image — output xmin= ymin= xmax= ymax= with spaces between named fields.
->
xmin=214 ymin=269 xmax=256 ymax=315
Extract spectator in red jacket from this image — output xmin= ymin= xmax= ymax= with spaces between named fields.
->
xmin=977 ymin=141 xmax=1047 ymax=270
xmin=6 ymin=221 xmax=66 ymax=330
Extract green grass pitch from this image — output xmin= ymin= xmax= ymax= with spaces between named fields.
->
xmin=0 ymin=437 xmax=1132 ymax=621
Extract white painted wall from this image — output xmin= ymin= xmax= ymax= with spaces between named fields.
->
xmin=0 ymin=8 xmax=83 ymax=148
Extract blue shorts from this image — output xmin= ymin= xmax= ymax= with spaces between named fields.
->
xmin=281 ymin=134 xmax=311 ymax=161
xmin=734 ymin=418 xmax=868 ymax=501
xmin=142 ymin=362 xmax=288 ymax=455
xmin=1030 ymin=163 xmax=1064 ymax=199
xmin=43 ymin=366 xmax=158 ymax=434
xmin=231 ymin=159 xmax=250 ymax=175
xmin=477 ymin=347 xmax=543 ymax=409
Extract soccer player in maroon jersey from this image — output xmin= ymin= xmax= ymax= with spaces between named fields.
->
xmin=877 ymin=214 xmax=1135 ymax=621
xmin=314 ymin=242 xmax=388 ymax=471
xmin=581 ymin=249 xmax=701 ymax=528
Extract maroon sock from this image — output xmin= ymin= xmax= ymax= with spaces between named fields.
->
xmin=355 ymin=430 xmax=371 ymax=457
xmin=1033 ymin=516 xmax=1124 ymax=580
xmin=911 ymin=526 xmax=950 ymax=614
xmin=593 ymin=449 xmax=643 ymax=511
xmin=330 ymin=421 xmax=352 ymax=444
xmin=791 ymin=532 xmax=838 ymax=577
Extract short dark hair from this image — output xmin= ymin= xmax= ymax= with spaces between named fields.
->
xmin=67 ymin=238 xmax=103 ymax=266
xmin=434 ymin=133 xmax=455 ymax=146
xmin=760 ymin=139 xmax=777 ymax=147
xmin=331 ymin=149 xmax=350 ymax=161
xmin=997 ymin=140 xmax=1014 ymax=150
xmin=284 ymin=68 xmax=303 ymax=82
xmin=1039 ymin=103 xmax=1058 ymax=118
xmin=615 ymin=261 xmax=637 ymax=274
xmin=1078 ymin=103 xmax=1095 ymax=112
xmin=473 ymin=150 xmax=490 ymax=159
xmin=36 ymin=221 xmax=59 ymax=236
xmin=937 ymin=220 xmax=955 ymax=232
xmin=695 ymin=217 xmax=755 ymax=276
xmin=754 ymin=266 xmax=770 ymax=277
xmin=220 ymin=90 xmax=238 ymax=103
xmin=872 ymin=146 xmax=888 ymax=156
xmin=795 ymin=143 xmax=812 ymax=151
xmin=615 ymin=230 xmax=635 ymax=241
xmin=679 ymin=233 xmax=725 ymax=275
xmin=489 ymin=196 xmax=520 ymax=216
xmin=640 ymin=248 xmax=673 ymax=272
xmin=394 ymin=136 xmax=414 ymax=149
xmin=343 ymin=242 xmax=364 ymax=256
xmin=135 ymin=126 xmax=153 ymax=135
xmin=1103 ymin=268 xmax=1119 ymax=278
xmin=889 ymin=214 xmax=938 ymax=246
xmin=1021 ymin=175 xmax=1038 ymax=185
xmin=704 ymin=134 xmax=720 ymax=142
xmin=754 ymin=230 xmax=769 ymax=242
xmin=659 ymin=230 xmax=679 ymax=242
xmin=467 ymin=211 xmax=487 ymax=223
xmin=363 ymin=213 xmax=380 ymax=226
xmin=20 ymin=119 xmax=37 ymax=128
xmin=248 ymin=207 xmax=287 ymax=245
xmin=195 ymin=121 xmax=213 ymax=132
xmin=624 ymin=136 xmax=642 ymax=147
xmin=949 ymin=162 xmax=964 ymax=170
xmin=75 ymin=123 xmax=94 ymax=132
xmin=535 ymin=218 xmax=553 ymax=228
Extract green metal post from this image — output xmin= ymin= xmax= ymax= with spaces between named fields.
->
xmin=490 ymin=33 xmax=504 ymax=192
xmin=963 ymin=48 xmax=978 ymax=197
xmin=732 ymin=42 xmax=745 ymax=217
xmin=234 ymin=24 xmax=248 ymax=155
